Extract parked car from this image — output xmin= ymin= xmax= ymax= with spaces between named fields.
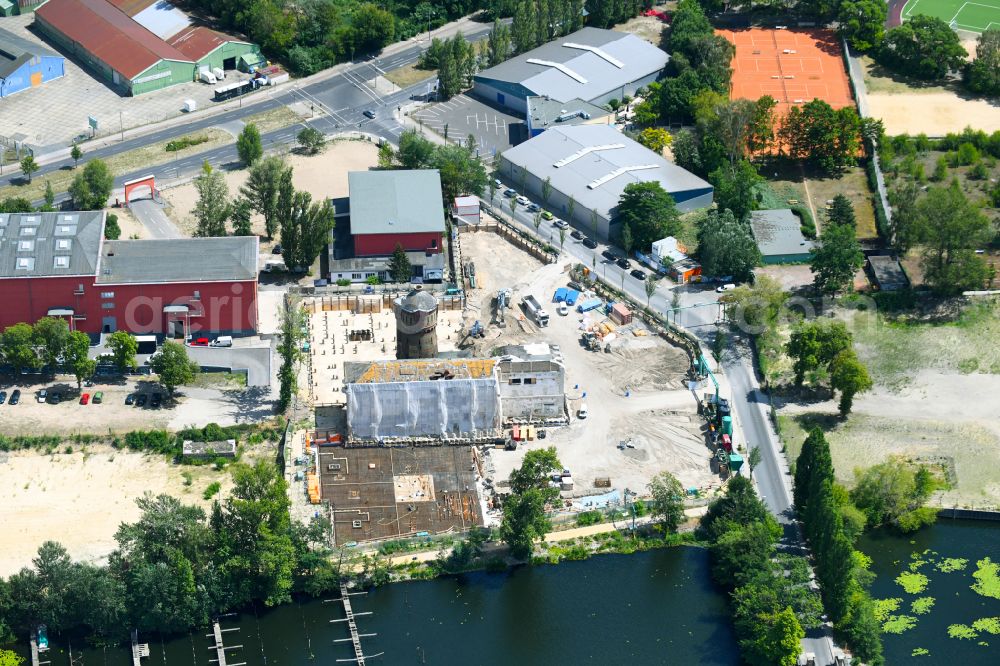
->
xmin=494 ymin=178 xmax=502 ymax=188
xmin=0 ymin=391 xmax=6 ymax=405
xmin=715 ymin=283 xmax=736 ymax=293
xmin=125 ymin=393 xmax=136 ymax=405
xmin=526 ymin=202 xmax=540 ymax=212
xmin=516 ymin=196 xmax=529 ymax=206
xmin=602 ymin=250 xmax=616 ymax=261
xmin=630 ymin=269 xmax=647 ymax=280
xmin=272 ymin=244 xmax=282 ymax=255
xmin=136 ymin=394 xmax=148 ymax=407
xmin=80 ymin=393 xmax=90 ymax=405
xmin=557 ymin=303 xmax=569 ymax=316
xmin=541 ymin=211 xmax=554 ymax=220
xmin=210 ymin=336 xmax=233 ymax=347
xmin=582 ymin=238 xmax=597 ymax=249
xmin=570 ymin=230 xmax=583 ymax=240
xmin=191 ymin=337 xmax=210 ymax=346
xmin=363 ymin=109 xmax=376 ymax=119
xmin=37 ymin=389 xmax=47 ymax=403
xmin=49 ymin=392 xmax=61 ymax=405
xmin=150 ymin=393 xmax=163 ymax=408
xmin=9 ymin=389 xmax=20 ymax=405
xmin=93 ymin=392 xmax=103 ymax=404
xmin=553 ymin=219 xmax=569 ymax=229
xmin=503 ymin=188 xmax=517 ymax=198
xmin=577 ymin=403 xmax=589 ymax=419
xmin=616 ymin=257 xmax=631 ymax=269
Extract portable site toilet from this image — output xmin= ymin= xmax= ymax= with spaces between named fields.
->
xmin=728 ymin=454 xmax=744 ymax=473
xmin=721 ymin=415 xmax=733 ymax=436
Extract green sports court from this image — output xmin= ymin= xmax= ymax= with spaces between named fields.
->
xmin=902 ymin=0 xmax=1000 ymax=33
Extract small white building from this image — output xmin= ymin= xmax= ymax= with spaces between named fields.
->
xmin=453 ymin=195 xmax=481 ymax=226
xmin=651 ymin=237 xmax=686 ymax=264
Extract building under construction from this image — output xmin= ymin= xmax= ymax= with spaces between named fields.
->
xmin=317 ymin=444 xmax=484 ymax=544
xmin=344 ymin=345 xmax=567 ymax=444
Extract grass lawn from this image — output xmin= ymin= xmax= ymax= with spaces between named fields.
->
xmin=902 ymin=0 xmax=1000 ymax=34
xmin=851 ymin=301 xmax=1000 ymax=390
xmin=860 ymin=56 xmax=951 ymax=95
xmin=384 ymin=63 xmax=436 ymax=88
xmin=243 ymin=106 xmax=302 ymax=133
xmin=0 ymin=127 xmax=233 ymax=203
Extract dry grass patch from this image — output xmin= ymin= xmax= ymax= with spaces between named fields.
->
xmin=384 ymin=63 xmax=435 ymax=88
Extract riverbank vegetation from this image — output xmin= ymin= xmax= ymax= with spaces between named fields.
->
xmin=699 ymin=476 xmax=823 ymax=666
xmin=794 ymin=428 xmax=884 ymax=664
xmin=0 ymin=462 xmax=340 ymax=644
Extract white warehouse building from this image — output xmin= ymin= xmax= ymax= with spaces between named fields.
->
xmin=498 ymin=125 xmax=714 ymax=241
xmin=472 ymin=27 xmax=669 ymax=115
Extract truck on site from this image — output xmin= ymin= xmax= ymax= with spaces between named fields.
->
xmin=577 ymin=297 xmax=602 ymax=313
xmin=521 ymin=294 xmax=549 ymax=327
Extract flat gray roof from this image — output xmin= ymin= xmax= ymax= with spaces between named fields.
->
xmin=348 ymin=170 xmax=445 ymax=236
xmin=868 ymin=255 xmax=908 ymax=288
xmin=749 ymin=209 xmax=815 ymax=257
xmin=475 ymin=27 xmax=668 ymax=103
xmin=527 ymin=96 xmax=611 ymax=130
xmin=96 ymin=237 xmax=257 ymax=284
xmin=500 ymin=125 xmax=712 ymax=220
xmin=0 ymin=211 xmax=103 ymax=279
xmin=330 ymin=251 xmax=445 ymax=272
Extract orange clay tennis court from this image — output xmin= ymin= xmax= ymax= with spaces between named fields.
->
xmin=717 ymin=28 xmax=855 ymax=115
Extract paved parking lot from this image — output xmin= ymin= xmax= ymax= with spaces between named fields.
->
xmin=411 ymin=93 xmax=524 ymax=160
xmin=0 ymin=14 xmax=254 ymax=151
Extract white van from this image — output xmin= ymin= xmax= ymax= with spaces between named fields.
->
xmin=210 ymin=336 xmax=233 ymax=347
xmin=577 ymin=403 xmax=588 ymax=419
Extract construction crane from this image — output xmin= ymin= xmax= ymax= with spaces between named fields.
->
xmin=695 ymin=352 xmax=720 ymax=403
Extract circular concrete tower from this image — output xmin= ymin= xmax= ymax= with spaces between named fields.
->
xmin=393 ymin=288 xmax=439 ymax=359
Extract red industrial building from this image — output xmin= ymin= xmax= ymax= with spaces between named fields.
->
xmin=0 ymin=211 xmax=258 ymax=337
xmin=347 ymin=170 xmax=445 ymax=257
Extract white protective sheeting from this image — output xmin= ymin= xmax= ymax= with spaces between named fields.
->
xmin=348 ymin=378 xmax=501 ymax=440
xmin=133 ymin=2 xmax=191 ymax=40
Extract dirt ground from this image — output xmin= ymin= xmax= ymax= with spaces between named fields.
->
xmin=0 ymin=445 xmax=230 ymax=576
xmin=616 ymin=10 xmax=669 ymax=45
xmin=108 ymin=206 xmax=147 ymax=240
xmin=862 ymin=56 xmax=1000 ymax=135
xmin=459 ymin=231 xmax=717 ymax=498
xmin=161 ymin=140 xmax=380 ymax=243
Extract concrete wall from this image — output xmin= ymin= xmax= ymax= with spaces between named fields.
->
xmin=586 ymin=70 xmax=660 ymax=108
xmin=497 ymin=358 xmax=565 ymax=420
xmin=0 ymin=276 xmax=258 ymax=335
xmin=0 ymin=54 xmax=64 ymax=97
xmin=471 ymin=78 xmax=532 ymax=115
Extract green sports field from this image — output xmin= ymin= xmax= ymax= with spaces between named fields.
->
xmin=903 ymin=0 xmax=1000 ymax=33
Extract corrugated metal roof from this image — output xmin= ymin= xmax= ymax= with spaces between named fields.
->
xmin=133 ymin=1 xmax=190 ymax=39
xmin=0 ymin=211 xmax=104 ymax=279
xmin=749 ymin=209 xmax=815 ymax=257
xmin=96 ymin=237 xmax=257 ymax=283
xmin=105 ymin=0 xmax=156 ymax=16
xmin=36 ymin=0 xmax=193 ymax=79
xmin=500 ymin=125 xmax=711 ymax=220
xmin=168 ymin=26 xmax=235 ymax=60
xmin=0 ymin=26 xmax=61 ymax=79
xmin=348 ymin=170 xmax=446 ymax=236
xmin=475 ymin=28 xmax=668 ymax=103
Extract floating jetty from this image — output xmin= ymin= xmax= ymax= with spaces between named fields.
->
xmin=329 ymin=583 xmax=382 ymax=663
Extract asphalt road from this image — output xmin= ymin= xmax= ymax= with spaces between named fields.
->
xmin=129 ymin=199 xmax=181 ymax=238
xmin=11 ymin=21 xmax=496 ymax=193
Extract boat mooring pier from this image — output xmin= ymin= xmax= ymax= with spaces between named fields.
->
xmin=207 ymin=617 xmax=246 ymax=666
xmin=328 ymin=583 xmax=382 ymax=663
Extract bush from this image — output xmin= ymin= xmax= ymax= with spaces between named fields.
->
xmin=872 ymin=289 xmax=916 ymax=312
xmin=790 ymin=205 xmax=816 ymax=239
xmin=336 ymin=278 xmax=351 ymax=286
xmin=104 ymin=213 xmax=121 ymax=240
xmin=165 ymin=135 xmax=209 ymax=152
xmin=575 ymin=510 xmax=603 ymax=527
xmin=203 ymin=482 xmax=222 ymax=500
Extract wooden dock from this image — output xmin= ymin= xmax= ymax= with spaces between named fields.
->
xmin=130 ymin=629 xmax=149 ymax=666
xmin=329 ymin=584 xmax=382 ymax=663
xmin=206 ymin=618 xmax=245 ymax=666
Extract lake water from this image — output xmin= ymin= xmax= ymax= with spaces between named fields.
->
xmin=14 ymin=547 xmax=739 ymax=665
xmin=858 ymin=518 xmax=1000 ymax=664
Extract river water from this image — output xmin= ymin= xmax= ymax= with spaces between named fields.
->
xmin=857 ymin=518 xmax=1000 ymax=664
xmin=14 ymin=547 xmax=739 ymax=665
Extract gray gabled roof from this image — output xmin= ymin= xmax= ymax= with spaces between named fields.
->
xmin=96 ymin=237 xmax=257 ymax=284
xmin=0 ymin=211 xmax=104 ymax=279
xmin=475 ymin=27 xmax=668 ymax=103
xmin=0 ymin=26 xmax=60 ymax=80
xmin=500 ymin=125 xmax=712 ymax=220
xmin=527 ymin=96 xmax=611 ymax=130
xmin=749 ymin=209 xmax=815 ymax=257
xmin=348 ymin=170 xmax=445 ymax=236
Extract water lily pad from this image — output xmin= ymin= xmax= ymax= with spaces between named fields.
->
xmin=883 ymin=615 xmax=918 ymax=634
xmin=936 ymin=558 xmax=969 ymax=573
xmin=911 ymin=597 xmax=935 ymax=615
xmin=971 ymin=558 xmax=1000 ymax=599
xmin=897 ymin=571 xmax=929 ymax=594
xmin=948 ymin=624 xmax=978 ymax=640
xmin=911 ymin=647 xmax=930 ymax=656
xmin=972 ymin=617 xmax=1000 ymax=635
xmin=873 ymin=598 xmax=902 ymax=623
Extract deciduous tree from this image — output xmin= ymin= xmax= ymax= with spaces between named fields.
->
xmin=780 ymin=101 xmax=861 ymax=171
xmin=636 ymin=127 xmax=673 ymax=154
xmin=68 ymin=159 xmax=114 ymax=210
xmin=1 ymin=322 xmax=38 ymax=375
xmin=837 ymin=0 xmax=887 ymax=52
xmin=697 ymin=208 xmax=761 ymax=282
xmin=296 ymin=127 xmax=326 ymax=154
xmin=389 ymin=243 xmax=412 ymax=283
xmin=193 ymin=162 xmax=231 ymax=237
xmin=615 ymin=181 xmax=680 ymax=251
xmin=236 ymin=123 xmax=263 ymax=166
xmin=647 ymin=471 xmax=685 ymax=531
xmin=785 ymin=319 xmax=852 ymax=387
xmin=879 ymin=15 xmax=967 ymax=80
xmin=19 ymin=155 xmax=38 ymax=183
xmin=64 ymin=331 xmax=96 ymax=389
xmin=32 ymin=316 xmax=70 ymax=373
xmin=965 ymin=29 xmax=1000 ymax=95
xmin=106 ymin=331 xmax=137 ymax=372
xmin=915 ymin=181 xmax=992 ymax=295
xmin=241 ymin=156 xmax=290 ymax=238
xmin=829 ymin=348 xmax=872 ymax=416
xmin=149 ymin=340 xmax=198 ymax=396
xmin=810 ymin=220 xmax=863 ymax=294
xmin=709 ymin=159 xmax=763 ymax=221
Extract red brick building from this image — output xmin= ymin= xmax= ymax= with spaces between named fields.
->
xmin=347 ymin=170 xmax=445 ymax=257
xmin=0 ymin=211 xmax=258 ymax=337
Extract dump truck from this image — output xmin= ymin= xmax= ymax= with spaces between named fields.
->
xmin=522 ymin=295 xmax=549 ymax=327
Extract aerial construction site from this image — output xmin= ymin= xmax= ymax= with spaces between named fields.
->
xmin=294 ymin=224 xmax=725 ymax=544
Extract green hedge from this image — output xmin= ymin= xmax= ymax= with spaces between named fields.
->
xmin=165 ymin=135 xmax=209 ymax=152
xmin=790 ymin=204 xmax=816 ymax=239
